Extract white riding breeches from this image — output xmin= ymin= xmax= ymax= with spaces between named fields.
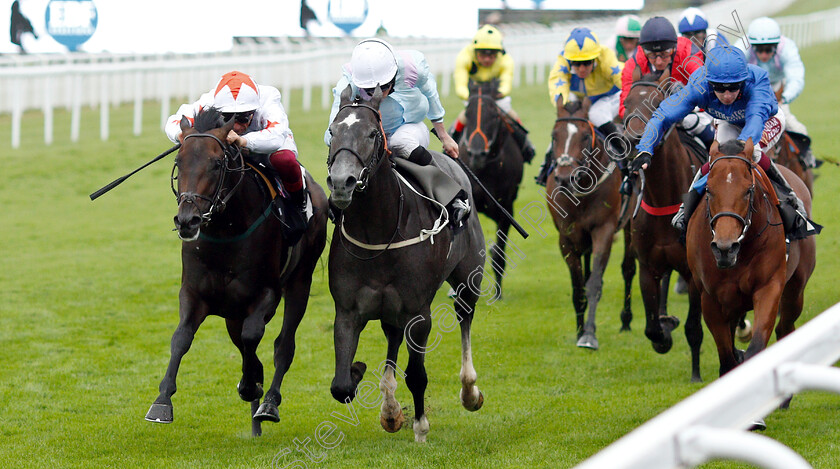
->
xmin=568 ymin=92 xmax=620 ymax=127
xmin=779 ymin=102 xmax=807 ymax=135
xmin=388 ymin=122 xmax=431 ymax=158
xmin=681 ymin=109 xmax=713 ymax=136
xmin=715 ymin=110 xmax=786 ymax=162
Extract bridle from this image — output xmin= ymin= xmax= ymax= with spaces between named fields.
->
xmin=552 ymin=116 xmax=596 ymax=168
xmin=327 ymin=102 xmax=391 ymax=192
xmin=705 ymin=155 xmax=757 ymax=243
xmin=171 ymin=132 xmax=245 ymax=224
xmin=465 ymin=88 xmax=507 ymax=162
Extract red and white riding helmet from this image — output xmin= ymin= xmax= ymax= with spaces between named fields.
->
xmin=213 ymin=71 xmax=260 ymax=113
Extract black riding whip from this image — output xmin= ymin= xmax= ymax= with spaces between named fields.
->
xmin=89 ymin=143 xmax=181 ymax=201
xmin=431 ymin=128 xmax=529 ymax=239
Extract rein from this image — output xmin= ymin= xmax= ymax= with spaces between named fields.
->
xmin=705 ymin=155 xmax=758 ymax=243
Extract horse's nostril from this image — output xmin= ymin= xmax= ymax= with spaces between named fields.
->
xmin=326 ymin=176 xmax=334 ymax=190
xmin=347 ymin=176 xmax=358 ymax=190
xmin=188 ymin=216 xmax=201 ymax=229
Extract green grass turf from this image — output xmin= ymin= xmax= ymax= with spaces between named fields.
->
xmin=1 ymin=39 xmax=839 ymax=469
xmin=776 ymin=0 xmax=839 ymax=16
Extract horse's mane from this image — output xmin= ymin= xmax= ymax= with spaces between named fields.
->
xmin=194 ymin=106 xmax=225 ymax=132
xmin=639 ymin=70 xmax=665 ymax=83
xmin=470 ymin=79 xmax=499 ymax=97
xmin=719 ymin=139 xmax=746 ymax=156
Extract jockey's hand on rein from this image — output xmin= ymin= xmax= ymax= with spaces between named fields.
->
xmin=629 ymin=151 xmax=652 ymax=173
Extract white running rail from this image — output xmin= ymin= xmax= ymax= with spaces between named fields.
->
xmin=574 ymin=302 xmax=840 ymax=469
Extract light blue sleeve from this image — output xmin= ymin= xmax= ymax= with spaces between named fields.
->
xmin=779 ymin=38 xmax=805 ymax=103
xmin=412 ymin=52 xmax=446 ymax=122
xmin=324 ymin=72 xmax=353 ymax=146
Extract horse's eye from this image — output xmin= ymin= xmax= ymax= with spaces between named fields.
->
xmin=368 ymin=130 xmax=377 ymax=139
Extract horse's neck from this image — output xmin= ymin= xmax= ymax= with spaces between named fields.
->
xmin=342 ymin=162 xmax=403 ymax=238
xmin=203 ymin=171 xmax=266 ymax=235
xmin=645 ymin=130 xmax=691 ymax=205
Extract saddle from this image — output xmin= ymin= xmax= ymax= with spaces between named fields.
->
xmin=245 ymin=153 xmax=313 ymax=245
xmin=393 ymin=156 xmax=468 ymax=230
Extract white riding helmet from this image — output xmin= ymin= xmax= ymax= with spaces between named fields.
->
xmin=748 ymin=17 xmax=782 ymax=45
xmin=350 ymin=38 xmax=398 ymax=89
xmin=214 ymin=71 xmax=260 ymax=113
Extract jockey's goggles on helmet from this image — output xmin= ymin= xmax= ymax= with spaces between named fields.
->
xmin=754 ymin=44 xmax=777 ymax=54
xmin=476 ymin=49 xmax=500 ymax=56
xmin=569 ymin=59 xmax=595 ymax=67
xmin=223 ymin=110 xmax=255 ymax=124
xmin=709 ymin=81 xmax=744 ymax=93
xmin=362 ymin=81 xmax=392 ymax=97
xmin=643 ymin=48 xmax=674 ymax=59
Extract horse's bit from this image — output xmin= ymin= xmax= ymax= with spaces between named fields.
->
xmin=171 ymin=132 xmax=245 ymax=223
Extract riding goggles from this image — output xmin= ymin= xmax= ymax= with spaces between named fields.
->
xmin=754 ymin=44 xmax=777 ymax=54
xmin=643 ymin=48 xmax=674 ymax=60
xmin=222 ymin=111 xmax=255 ymax=124
xmin=709 ymin=81 xmax=744 ymax=93
xmin=569 ymin=59 xmax=594 ymax=67
xmin=362 ymin=82 xmax=392 ymax=97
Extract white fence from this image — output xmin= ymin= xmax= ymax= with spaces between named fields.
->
xmin=4 ymin=0 xmax=833 ymax=148
xmin=574 ymin=302 xmax=840 ymax=469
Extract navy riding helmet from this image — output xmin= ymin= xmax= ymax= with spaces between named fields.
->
xmin=639 ymin=16 xmax=678 ymax=52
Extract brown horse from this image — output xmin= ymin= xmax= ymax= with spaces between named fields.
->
xmin=773 ymin=132 xmax=814 ymax=196
xmin=145 ymin=107 xmax=328 ymax=436
xmin=687 ymin=139 xmax=816 ymax=377
xmin=623 ymin=69 xmax=703 ymax=382
xmin=546 ymin=98 xmax=635 ymax=349
xmin=459 ymin=79 xmax=525 ymax=299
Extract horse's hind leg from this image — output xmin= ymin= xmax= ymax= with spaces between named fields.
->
xmin=620 ymin=229 xmax=635 ymax=332
xmin=379 ymin=323 xmax=405 ymax=433
xmin=560 ymin=243 xmax=587 ymax=341
xmin=684 ymin=280 xmax=704 ymax=382
xmin=237 ymin=294 xmax=278 ymax=403
xmin=456 ymin=287 xmax=484 ymax=412
xmin=331 ymin=308 xmax=366 ymax=404
xmin=146 ymin=294 xmax=207 ymax=424
xmin=405 ymin=308 xmax=432 ymax=442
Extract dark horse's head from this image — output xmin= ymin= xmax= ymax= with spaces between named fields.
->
xmin=326 ymin=84 xmax=388 ymax=210
xmin=622 ymin=67 xmax=677 ymax=160
xmin=462 ymin=79 xmax=505 ymax=171
xmin=550 ymin=98 xmax=598 ymax=187
xmin=172 ymin=107 xmax=241 ymax=241
xmin=706 ymin=138 xmax=757 ymax=268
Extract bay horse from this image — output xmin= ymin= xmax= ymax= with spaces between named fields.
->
xmin=773 ymin=132 xmax=814 ymax=196
xmin=458 ymin=79 xmax=525 ymax=300
xmin=623 ymin=69 xmax=703 ymax=382
xmin=326 ymin=85 xmax=486 ymax=442
xmin=144 ymin=107 xmax=328 ymax=436
xmin=546 ymin=98 xmax=635 ymax=349
xmin=687 ymin=138 xmax=816 ymax=377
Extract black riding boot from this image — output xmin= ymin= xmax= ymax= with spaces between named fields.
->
xmin=672 ymin=169 xmax=704 ymax=232
xmin=510 ymin=124 xmax=536 ymax=163
xmin=597 ymin=122 xmax=626 ymax=160
xmin=764 ymin=162 xmax=820 ymax=239
xmin=408 ymin=146 xmax=433 ymax=165
xmin=535 ymin=147 xmax=553 ymax=187
xmin=283 ymin=188 xmax=309 ymax=245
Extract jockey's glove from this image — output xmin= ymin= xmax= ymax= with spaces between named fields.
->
xmin=629 ymin=151 xmax=652 ymax=173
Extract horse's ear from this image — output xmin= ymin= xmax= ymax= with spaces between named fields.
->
xmin=658 ymin=66 xmax=672 ymax=85
xmin=632 ymin=63 xmax=642 ymax=82
xmin=581 ymin=97 xmax=593 ymax=116
xmin=710 ymin=140 xmax=720 ymax=157
xmin=180 ymin=115 xmax=193 ymax=133
xmin=340 ymin=84 xmax=353 ymax=106
xmin=468 ymin=79 xmax=478 ymax=95
xmin=370 ymin=85 xmax=383 ymax=109
xmin=744 ymin=138 xmax=754 ymax=158
xmin=221 ymin=113 xmax=235 ymax=134
xmin=556 ymin=97 xmax=567 ymax=118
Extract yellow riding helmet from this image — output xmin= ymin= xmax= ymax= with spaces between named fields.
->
xmin=473 ymin=25 xmax=504 ymax=52
xmin=563 ymin=27 xmax=601 ymax=61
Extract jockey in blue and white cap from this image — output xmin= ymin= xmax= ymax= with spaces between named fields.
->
xmin=632 ymin=45 xmax=818 ymax=240
xmin=678 ymin=7 xmax=728 ymax=54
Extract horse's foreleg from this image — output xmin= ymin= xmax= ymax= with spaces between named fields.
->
xmin=237 ymin=292 xmax=277 ymax=404
xmin=561 ymin=241 xmax=586 ymax=339
xmin=620 ymin=229 xmax=636 ymax=332
xmin=777 ymin=271 xmax=807 ymax=341
xmin=684 ymin=281 xmax=704 ymax=383
xmin=404 ymin=309 xmax=431 ymax=442
xmin=746 ymin=282 xmax=784 ymax=361
xmin=146 ymin=293 xmax=207 ymax=424
xmin=578 ymin=225 xmax=615 ymax=350
xmin=702 ymin=293 xmax=739 ymax=377
xmin=256 ymin=276 xmax=312 ymax=423
xmin=640 ymin=267 xmax=674 ymax=354
xmin=330 ymin=309 xmax=365 ymax=404
xmin=379 ymin=323 xmax=405 ymax=433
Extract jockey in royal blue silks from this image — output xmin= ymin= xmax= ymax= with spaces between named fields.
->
xmin=630 ymin=44 xmax=820 ymax=240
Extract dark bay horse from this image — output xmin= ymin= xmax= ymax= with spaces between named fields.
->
xmin=145 ymin=107 xmax=328 ymax=436
xmin=546 ymin=98 xmax=635 ymax=350
xmin=773 ymin=132 xmax=814 ymax=196
xmin=326 ymin=85 xmax=486 ymax=442
xmin=687 ymin=139 xmax=816 ymax=377
xmin=623 ymin=69 xmax=703 ymax=382
xmin=458 ymin=79 xmax=525 ymax=299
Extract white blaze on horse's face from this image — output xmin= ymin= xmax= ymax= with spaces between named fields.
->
xmin=563 ymin=122 xmax=578 ymax=155
xmin=727 ymin=172 xmax=734 ymax=184
xmin=339 ymin=112 xmax=361 ymax=128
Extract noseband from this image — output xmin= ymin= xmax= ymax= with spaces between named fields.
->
xmin=327 ymin=102 xmax=390 ymax=192
xmin=171 ymin=132 xmax=245 ymax=223
xmin=706 ymin=155 xmax=756 ymax=243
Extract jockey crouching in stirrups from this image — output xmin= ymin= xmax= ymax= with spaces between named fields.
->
xmin=537 ymin=27 xmax=624 ymax=186
xmin=630 ymin=45 xmax=820 ymax=242
xmin=449 ymin=25 xmax=536 ymax=163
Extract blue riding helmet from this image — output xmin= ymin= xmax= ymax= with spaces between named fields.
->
xmin=678 ymin=8 xmax=709 ymax=34
xmin=705 ymin=45 xmax=749 ymax=83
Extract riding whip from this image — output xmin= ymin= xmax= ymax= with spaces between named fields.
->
xmin=89 ymin=143 xmax=181 ymax=201
xmin=431 ymin=128 xmax=529 ymax=239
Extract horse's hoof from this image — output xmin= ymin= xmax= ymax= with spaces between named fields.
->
xmin=748 ymin=418 xmax=767 ymax=431
xmin=674 ymin=277 xmax=689 ymax=295
xmin=380 ymin=407 xmax=405 ymax=433
xmin=651 ymin=335 xmax=673 ymax=354
xmin=237 ymin=382 xmax=264 ymax=402
xmin=253 ymin=402 xmax=280 ymax=423
xmin=736 ymin=319 xmax=753 ymax=343
xmin=779 ymin=395 xmax=793 ymax=410
xmin=660 ymin=315 xmax=680 ymax=332
xmin=576 ymin=334 xmax=599 ymax=350
xmin=460 ymin=387 xmax=484 ymax=411
xmin=145 ymin=403 xmax=173 ymax=423
xmin=619 ymin=322 xmax=632 ymax=332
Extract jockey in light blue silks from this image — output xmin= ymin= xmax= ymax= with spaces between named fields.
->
xmin=739 ymin=17 xmax=816 ymax=168
xmin=630 ymin=44 xmax=820 ymax=240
